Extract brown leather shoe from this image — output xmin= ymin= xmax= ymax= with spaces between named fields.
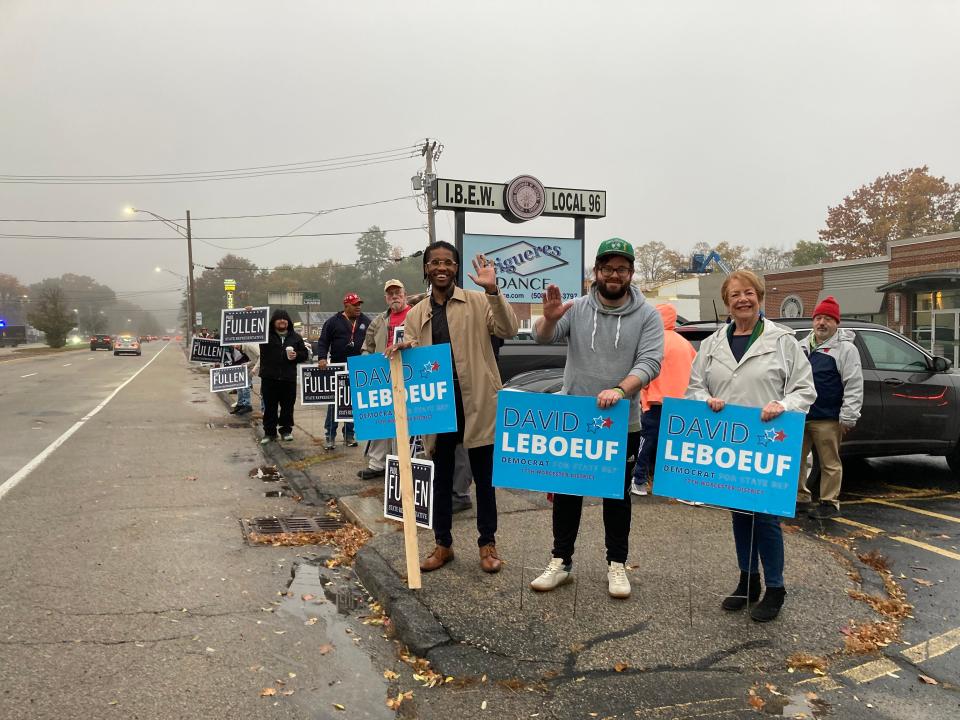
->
xmin=479 ymin=544 xmax=502 ymax=573
xmin=420 ymin=545 xmax=454 ymax=572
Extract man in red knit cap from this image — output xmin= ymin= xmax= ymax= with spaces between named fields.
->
xmin=796 ymin=296 xmax=863 ymax=519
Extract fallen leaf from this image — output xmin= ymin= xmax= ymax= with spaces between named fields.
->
xmin=383 ymin=670 xmax=399 ymax=680
xmin=614 ymin=662 xmax=629 ymax=672
xmin=319 ymin=643 xmax=334 ymax=655
xmin=302 ymin=594 xmax=315 ymax=601
xmin=274 ymin=630 xmax=286 ymax=635
xmin=287 ymin=672 xmax=296 ymax=678
xmin=333 ymin=703 xmax=345 ymax=711
xmin=259 ymin=688 xmax=276 ymax=697
xmin=912 ymin=578 xmax=934 ymax=587
xmin=747 ymin=694 xmax=765 ymax=711
xmin=281 ymin=690 xmax=295 ymax=696
xmin=305 ymin=617 xmax=318 ymax=625
xmin=919 ymin=674 xmax=939 ymax=685
xmin=481 ymin=700 xmax=488 ymax=710
xmin=185 ymin=476 xmax=197 ymax=481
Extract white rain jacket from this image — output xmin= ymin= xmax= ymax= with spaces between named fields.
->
xmin=685 ymin=319 xmax=817 ymax=414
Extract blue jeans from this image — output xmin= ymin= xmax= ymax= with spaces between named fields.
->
xmin=633 ymin=403 xmax=662 ymax=484
xmin=324 ymin=405 xmax=354 ymax=443
xmin=237 ymin=386 xmax=251 ymax=407
xmin=731 ymin=511 xmax=784 ymax=588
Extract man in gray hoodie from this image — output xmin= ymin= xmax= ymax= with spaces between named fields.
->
xmin=531 ymin=238 xmax=664 ymax=598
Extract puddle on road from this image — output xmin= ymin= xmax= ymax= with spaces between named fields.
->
xmin=275 ymin=558 xmax=392 ymax=718
xmin=762 ymin=691 xmax=832 ymax=718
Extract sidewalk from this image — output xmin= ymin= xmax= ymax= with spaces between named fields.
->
xmin=235 ymin=387 xmax=884 ymax=684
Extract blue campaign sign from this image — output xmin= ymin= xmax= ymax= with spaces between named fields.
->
xmin=462 ymin=233 xmax=583 ymax=304
xmin=493 ymin=391 xmax=629 ymax=499
xmin=347 ymin=343 xmax=457 ymax=440
xmin=652 ymin=398 xmax=805 ymax=517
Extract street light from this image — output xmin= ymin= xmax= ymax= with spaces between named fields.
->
xmin=155 ymin=266 xmax=188 ymax=281
xmin=127 ymin=206 xmax=197 ymax=337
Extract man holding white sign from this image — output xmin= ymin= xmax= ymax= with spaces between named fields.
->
xmin=395 ymin=241 xmax=519 ymax=574
xmin=531 ymin=238 xmax=663 ymax=599
xmin=258 ymin=309 xmax=308 ymax=444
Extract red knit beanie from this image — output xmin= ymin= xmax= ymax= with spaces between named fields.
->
xmin=812 ymin=296 xmax=841 ymax=323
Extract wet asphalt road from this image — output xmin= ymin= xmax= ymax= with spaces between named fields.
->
xmin=0 ymin=344 xmax=398 ymax=719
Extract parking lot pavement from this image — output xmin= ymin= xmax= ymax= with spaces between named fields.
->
xmin=786 ymin=455 xmax=960 ymax=711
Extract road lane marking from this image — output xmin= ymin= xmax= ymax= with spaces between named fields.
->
xmin=832 ymin=517 xmax=960 ymax=560
xmin=0 ymin=344 xmax=168 ymax=502
xmin=840 ymin=657 xmax=901 ymax=683
xmin=866 ymin=498 xmax=960 ymax=524
xmin=833 ymin=517 xmax=883 ymax=533
xmin=20 ymin=373 xmax=37 ymax=378
xmin=902 ymin=627 xmax=960 ymax=663
xmin=887 ymin=535 xmax=960 ymax=561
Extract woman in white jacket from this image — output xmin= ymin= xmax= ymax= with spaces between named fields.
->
xmin=685 ymin=270 xmax=816 ymax=622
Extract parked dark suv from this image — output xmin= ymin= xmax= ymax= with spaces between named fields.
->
xmin=675 ymin=318 xmax=960 ymax=479
xmin=90 ymin=334 xmax=113 ymax=351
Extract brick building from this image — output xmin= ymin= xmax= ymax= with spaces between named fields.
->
xmin=765 ymin=230 xmax=960 ymax=364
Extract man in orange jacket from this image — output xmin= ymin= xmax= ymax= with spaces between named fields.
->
xmin=631 ymin=303 xmax=697 ymax=495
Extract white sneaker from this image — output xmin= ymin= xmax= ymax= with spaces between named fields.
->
xmin=607 ymin=562 xmax=631 ymax=598
xmin=530 ymin=558 xmax=572 ymax=592
xmin=630 ymin=481 xmax=650 ymax=496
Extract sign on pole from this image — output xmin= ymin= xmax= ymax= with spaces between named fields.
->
xmin=299 ymin=363 xmax=345 ymax=406
xmin=210 ymin=365 xmax=249 ymax=393
xmin=383 ymin=455 xmax=434 ymax=529
xmin=493 ymin=391 xmax=629 ymax=499
xmin=462 ymin=234 xmax=583 ymax=303
xmin=190 ymin=336 xmax=223 ymax=363
xmin=195 ymin=311 xmax=203 ymax=326
xmin=389 ymin=352 xmax=421 ymax=589
xmin=433 ymin=177 xmax=606 ymax=220
xmin=652 ymin=398 xmax=805 ymax=517
xmin=220 ymin=307 xmax=269 ymax=345
xmin=347 ymin=344 xmax=457 ymax=440
xmin=334 ymin=371 xmax=353 ymax=422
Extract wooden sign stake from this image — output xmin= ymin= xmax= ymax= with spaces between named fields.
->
xmin=389 ymin=352 xmax=422 ymax=589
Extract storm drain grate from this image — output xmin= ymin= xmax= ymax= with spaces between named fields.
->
xmin=241 ymin=515 xmax=345 ymax=540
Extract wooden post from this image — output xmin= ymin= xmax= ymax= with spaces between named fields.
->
xmin=389 ymin=351 xmax=422 ymax=589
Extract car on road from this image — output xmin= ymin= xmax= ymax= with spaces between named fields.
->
xmin=113 ymin=336 xmax=141 ymax=356
xmin=90 ymin=334 xmax=113 ymax=351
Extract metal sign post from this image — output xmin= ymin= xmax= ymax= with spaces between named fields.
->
xmin=389 ymin=351 xmax=422 ymax=589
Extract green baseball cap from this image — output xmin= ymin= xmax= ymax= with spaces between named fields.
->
xmin=596 ymin=237 xmax=634 ymax=261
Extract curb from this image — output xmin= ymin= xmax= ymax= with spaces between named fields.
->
xmin=353 ymin=544 xmax=451 ymax=657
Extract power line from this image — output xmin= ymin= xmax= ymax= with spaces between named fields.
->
xmin=0 ymin=144 xmax=419 ymax=180
xmin=0 ymin=226 xmax=427 ymax=241
xmin=0 ymin=153 xmax=419 ymax=185
xmin=0 ymin=195 xmax=416 ymax=224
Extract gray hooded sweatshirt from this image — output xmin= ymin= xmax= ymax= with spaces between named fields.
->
xmin=536 ymin=285 xmax=664 ymax=429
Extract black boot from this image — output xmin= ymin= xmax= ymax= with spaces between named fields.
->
xmin=750 ymin=586 xmax=786 ymax=622
xmin=721 ymin=571 xmax=761 ymax=611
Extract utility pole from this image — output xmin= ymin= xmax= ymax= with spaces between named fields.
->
xmin=186 ymin=210 xmax=197 ymax=336
xmin=422 ymin=139 xmax=437 ymax=244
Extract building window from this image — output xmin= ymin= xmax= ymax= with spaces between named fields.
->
xmin=780 ymin=295 xmax=803 ymax=318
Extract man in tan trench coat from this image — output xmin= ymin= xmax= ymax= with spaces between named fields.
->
xmin=394 ymin=240 xmax=519 ymax=574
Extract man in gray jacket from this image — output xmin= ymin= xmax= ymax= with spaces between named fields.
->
xmin=531 ymin=238 xmax=664 ymax=598
xmin=796 ymin=296 xmax=863 ymax=519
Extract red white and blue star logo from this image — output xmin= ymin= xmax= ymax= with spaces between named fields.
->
xmin=757 ymin=428 xmax=787 ymax=446
xmin=420 ymin=360 xmax=441 ymax=378
xmin=587 ymin=415 xmax=614 ymax=433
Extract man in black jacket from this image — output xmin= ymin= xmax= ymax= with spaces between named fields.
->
xmin=316 ymin=293 xmax=370 ymax=450
xmin=259 ymin=309 xmax=308 ymax=444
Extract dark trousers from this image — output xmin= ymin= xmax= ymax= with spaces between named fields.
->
xmin=432 ymin=382 xmax=497 ymax=549
xmin=731 ymin=511 xmax=784 ymax=587
xmin=261 ymin=377 xmax=297 ymax=437
xmin=552 ymin=430 xmax=642 ymax=565
xmin=633 ymin=403 xmax=662 ymax=484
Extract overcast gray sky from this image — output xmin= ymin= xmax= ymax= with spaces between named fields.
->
xmin=2 ymin=0 xmax=958 ymax=325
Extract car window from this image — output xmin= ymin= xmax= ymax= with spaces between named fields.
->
xmin=859 ymin=330 xmax=928 ymax=372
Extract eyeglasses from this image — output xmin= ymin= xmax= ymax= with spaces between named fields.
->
xmin=598 ymin=265 xmax=632 ymax=278
xmin=427 ymin=258 xmax=458 ymax=269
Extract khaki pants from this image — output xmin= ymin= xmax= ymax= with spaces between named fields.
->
xmin=797 ymin=420 xmax=843 ymax=508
